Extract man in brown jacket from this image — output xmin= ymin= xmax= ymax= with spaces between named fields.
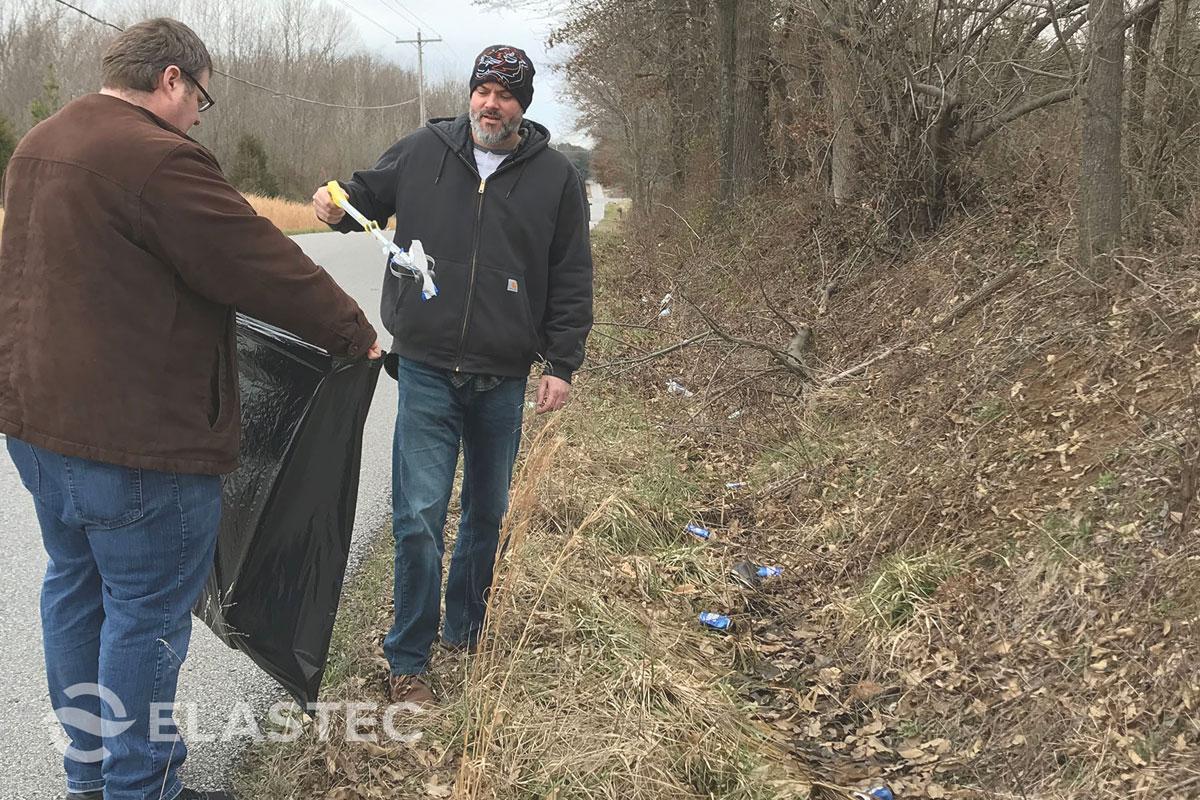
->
xmin=0 ymin=18 xmax=379 ymax=800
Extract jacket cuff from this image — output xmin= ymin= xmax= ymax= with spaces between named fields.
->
xmin=344 ymin=315 xmax=378 ymax=358
xmin=545 ymin=363 xmax=574 ymax=383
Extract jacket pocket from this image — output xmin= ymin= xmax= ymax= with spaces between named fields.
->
xmin=6 ymin=438 xmax=41 ymax=495
xmin=466 ymin=265 xmax=540 ymax=367
xmin=206 ymin=328 xmax=237 ymax=433
xmin=63 ymin=455 xmax=145 ymax=530
xmin=392 ymin=256 xmax=469 ymax=358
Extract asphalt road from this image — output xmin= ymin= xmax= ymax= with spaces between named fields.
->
xmin=0 ymin=231 xmax=397 ymax=799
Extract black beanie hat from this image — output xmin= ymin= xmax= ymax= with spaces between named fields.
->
xmin=470 ymin=44 xmax=535 ymax=111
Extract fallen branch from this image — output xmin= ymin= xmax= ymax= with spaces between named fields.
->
xmin=821 ymin=341 xmax=909 ymax=385
xmin=823 ymin=262 xmax=1034 ymax=386
xmin=932 ymin=260 xmax=1036 ymax=331
xmin=583 ymin=331 xmax=715 ymax=372
xmin=679 ymin=293 xmax=809 ymax=377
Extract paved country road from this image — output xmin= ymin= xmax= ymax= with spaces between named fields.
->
xmin=0 ymin=231 xmax=397 ymax=799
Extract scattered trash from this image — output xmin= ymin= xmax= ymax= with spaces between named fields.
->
xmin=525 ymin=400 xmax=536 ymax=409
xmin=729 ymin=561 xmax=758 ymax=589
xmin=727 ymin=408 xmax=744 ymax=420
xmin=698 ymin=612 xmax=732 ymax=631
xmin=852 ymin=786 xmax=895 ymax=800
xmin=724 ymin=481 xmax=748 ymax=490
xmin=685 ymin=523 xmax=711 ymax=540
xmin=659 ymin=292 xmax=673 ymax=317
xmin=666 ymin=379 xmax=694 ymax=397
xmin=730 ymin=561 xmax=784 ymax=589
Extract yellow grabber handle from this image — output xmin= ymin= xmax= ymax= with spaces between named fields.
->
xmin=326 ymin=180 xmax=349 ymax=207
xmin=325 ymin=180 xmax=382 ymax=236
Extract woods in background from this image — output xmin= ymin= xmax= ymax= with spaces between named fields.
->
xmin=552 ymin=0 xmax=1199 ymax=270
xmin=0 ymin=0 xmax=463 ymax=200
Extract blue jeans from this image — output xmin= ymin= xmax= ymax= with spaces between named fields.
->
xmin=383 ymin=358 xmax=525 ymax=675
xmin=6 ymin=438 xmax=221 ymax=800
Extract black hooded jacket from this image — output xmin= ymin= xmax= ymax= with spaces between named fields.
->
xmin=329 ymin=113 xmax=593 ymax=381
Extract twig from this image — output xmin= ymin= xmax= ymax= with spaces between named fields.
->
xmin=656 ymin=202 xmax=701 ymax=241
xmin=759 ymin=283 xmax=800 ymax=336
xmin=821 ymin=341 xmax=909 ymax=385
xmin=583 ymin=332 xmax=715 ymax=372
xmin=932 ymin=260 xmax=1035 ymax=331
xmin=678 ymin=293 xmax=808 ymax=377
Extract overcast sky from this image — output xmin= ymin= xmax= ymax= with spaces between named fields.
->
xmin=345 ymin=0 xmax=584 ymax=144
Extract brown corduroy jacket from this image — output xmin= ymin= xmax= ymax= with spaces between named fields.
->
xmin=0 ymin=93 xmax=377 ymax=475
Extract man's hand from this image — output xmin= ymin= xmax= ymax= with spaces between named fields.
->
xmin=312 ymin=185 xmax=346 ymax=225
xmin=536 ymin=375 xmax=570 ymax=414
xmin=367 ymin=340 xmax=383 ymax=360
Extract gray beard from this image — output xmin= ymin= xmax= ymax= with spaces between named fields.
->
xmin=470 ymin=109 xmax=521 ymax=147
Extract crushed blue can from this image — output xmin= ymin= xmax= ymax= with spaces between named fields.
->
xmin=724 ymin=481 xmax=748 ymax=490
xmin=685 ymin=523 xmax=711 ymax=540
xmin=698 ymin=612 xmax=732 ymax=630
xmin=756 ymin=566 xmax=783 ymax=578
xmin=851 ymin=786 xmax=894 ymax=800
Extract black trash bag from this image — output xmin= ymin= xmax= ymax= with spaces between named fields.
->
xmin=195 ymin=314 xmax=382 ymax=708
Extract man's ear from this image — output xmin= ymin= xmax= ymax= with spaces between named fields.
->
xmin=159 ymin=65 xmax=183 ymax=93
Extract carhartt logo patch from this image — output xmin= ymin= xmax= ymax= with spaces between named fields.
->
xmin=507 ymin=279 xmax=519 ymax=293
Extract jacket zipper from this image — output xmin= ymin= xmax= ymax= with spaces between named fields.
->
xmin=447 ymin=144 xmax=520 ymax=372
xmin=455 ymin=176 xmax=487 ymax=371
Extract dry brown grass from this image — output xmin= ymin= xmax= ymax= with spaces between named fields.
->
xmin=236 ymin=373 xmax=804 ymax=798
xmin=244 ymin=193 xmax=396 ymax=235
xmin=243 ymin=193 xmax=325 ymax=234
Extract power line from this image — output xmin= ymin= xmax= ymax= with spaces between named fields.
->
xmin=377 ymin=0 xmax=443 ymax=40
xmin=373 ymin=0 xmax=464 ymax=64
xmin=330 ymin=0 xmax=403 ymax=39
xmin=50 ymin=0 xmax=417 ymax=111
xmin=51 ymin=0 xmax=121 ymax=31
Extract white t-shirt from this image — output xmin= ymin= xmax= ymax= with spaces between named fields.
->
xmin=474 ymin=146 xmax=514 ymax=181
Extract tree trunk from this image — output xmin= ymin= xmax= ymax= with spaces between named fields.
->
xmin=1127 ymin=1 xmax=1159 ymax=243
xmin=1078 ymin=0 xmax=1125 ymax=274
xmin=827 ymin=41 xmax=860 ymax=204
xmin=717 ymin=0 xmax=738 ymax=209
xmin=717 ymin=0 xmax=770 ymax=210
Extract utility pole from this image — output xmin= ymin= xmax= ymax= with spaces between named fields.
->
xmin=396 ymin=30 xmax=443 ymax=124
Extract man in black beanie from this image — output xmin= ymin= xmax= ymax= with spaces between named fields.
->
xmin=313 ymin=45 xmax=593 ymax=708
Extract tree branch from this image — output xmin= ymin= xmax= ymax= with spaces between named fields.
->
xmin=679 ymin=294 xmax=809 ymax=376
xmin=966 ymin=86 xmax=1077 ymax=145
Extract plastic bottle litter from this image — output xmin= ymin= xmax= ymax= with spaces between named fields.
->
xmin=666 ymin=380 xmax=694 ymax=397
xmin=851 ymin=786 xmax=895 ymax=800
xmin=659 ymin=293 xmax=673 ymax=317
xmin=698 ymin=612 xmax=732 ymax=631
xmin=326 ymin=181 xmax=437 ymax=299
xmin=725 ymin=481 xmax=748 ymax=490
xmin=685 ymin=523 xmax=711 ymax=540
xmin=730 ymin=561 xmax=758 ymax=588
xmin=730 ymin=561 xmax=783 ymax=588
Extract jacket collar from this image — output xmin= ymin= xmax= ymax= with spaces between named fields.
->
xmin=425 ymin=113 xmax=550 ymax=167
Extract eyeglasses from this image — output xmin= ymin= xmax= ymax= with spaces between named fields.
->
xmin=178 ymin=66 xmax=215 ymax=112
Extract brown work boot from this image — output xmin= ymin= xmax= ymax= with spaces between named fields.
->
xmin=388 ymin=674 xmax=436 ymax=709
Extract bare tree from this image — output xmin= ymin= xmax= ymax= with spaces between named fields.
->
xmin=1079 ymin=0 xmax=1126 ymax=272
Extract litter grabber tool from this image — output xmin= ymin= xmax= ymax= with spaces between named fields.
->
xmin=325 ymin=180 xmax=438 ymax=300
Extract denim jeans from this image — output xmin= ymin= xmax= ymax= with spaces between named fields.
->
xmin=383 ymin=358 xmax=525 ymax=675
xmin=6 ymin=437 xmax=221 ymax=800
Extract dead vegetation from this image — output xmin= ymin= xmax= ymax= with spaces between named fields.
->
xmin=237 ymin=181 xmax=1199 ymax=799
xmin=577 ymin=183 xmax=1200 ymax=798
